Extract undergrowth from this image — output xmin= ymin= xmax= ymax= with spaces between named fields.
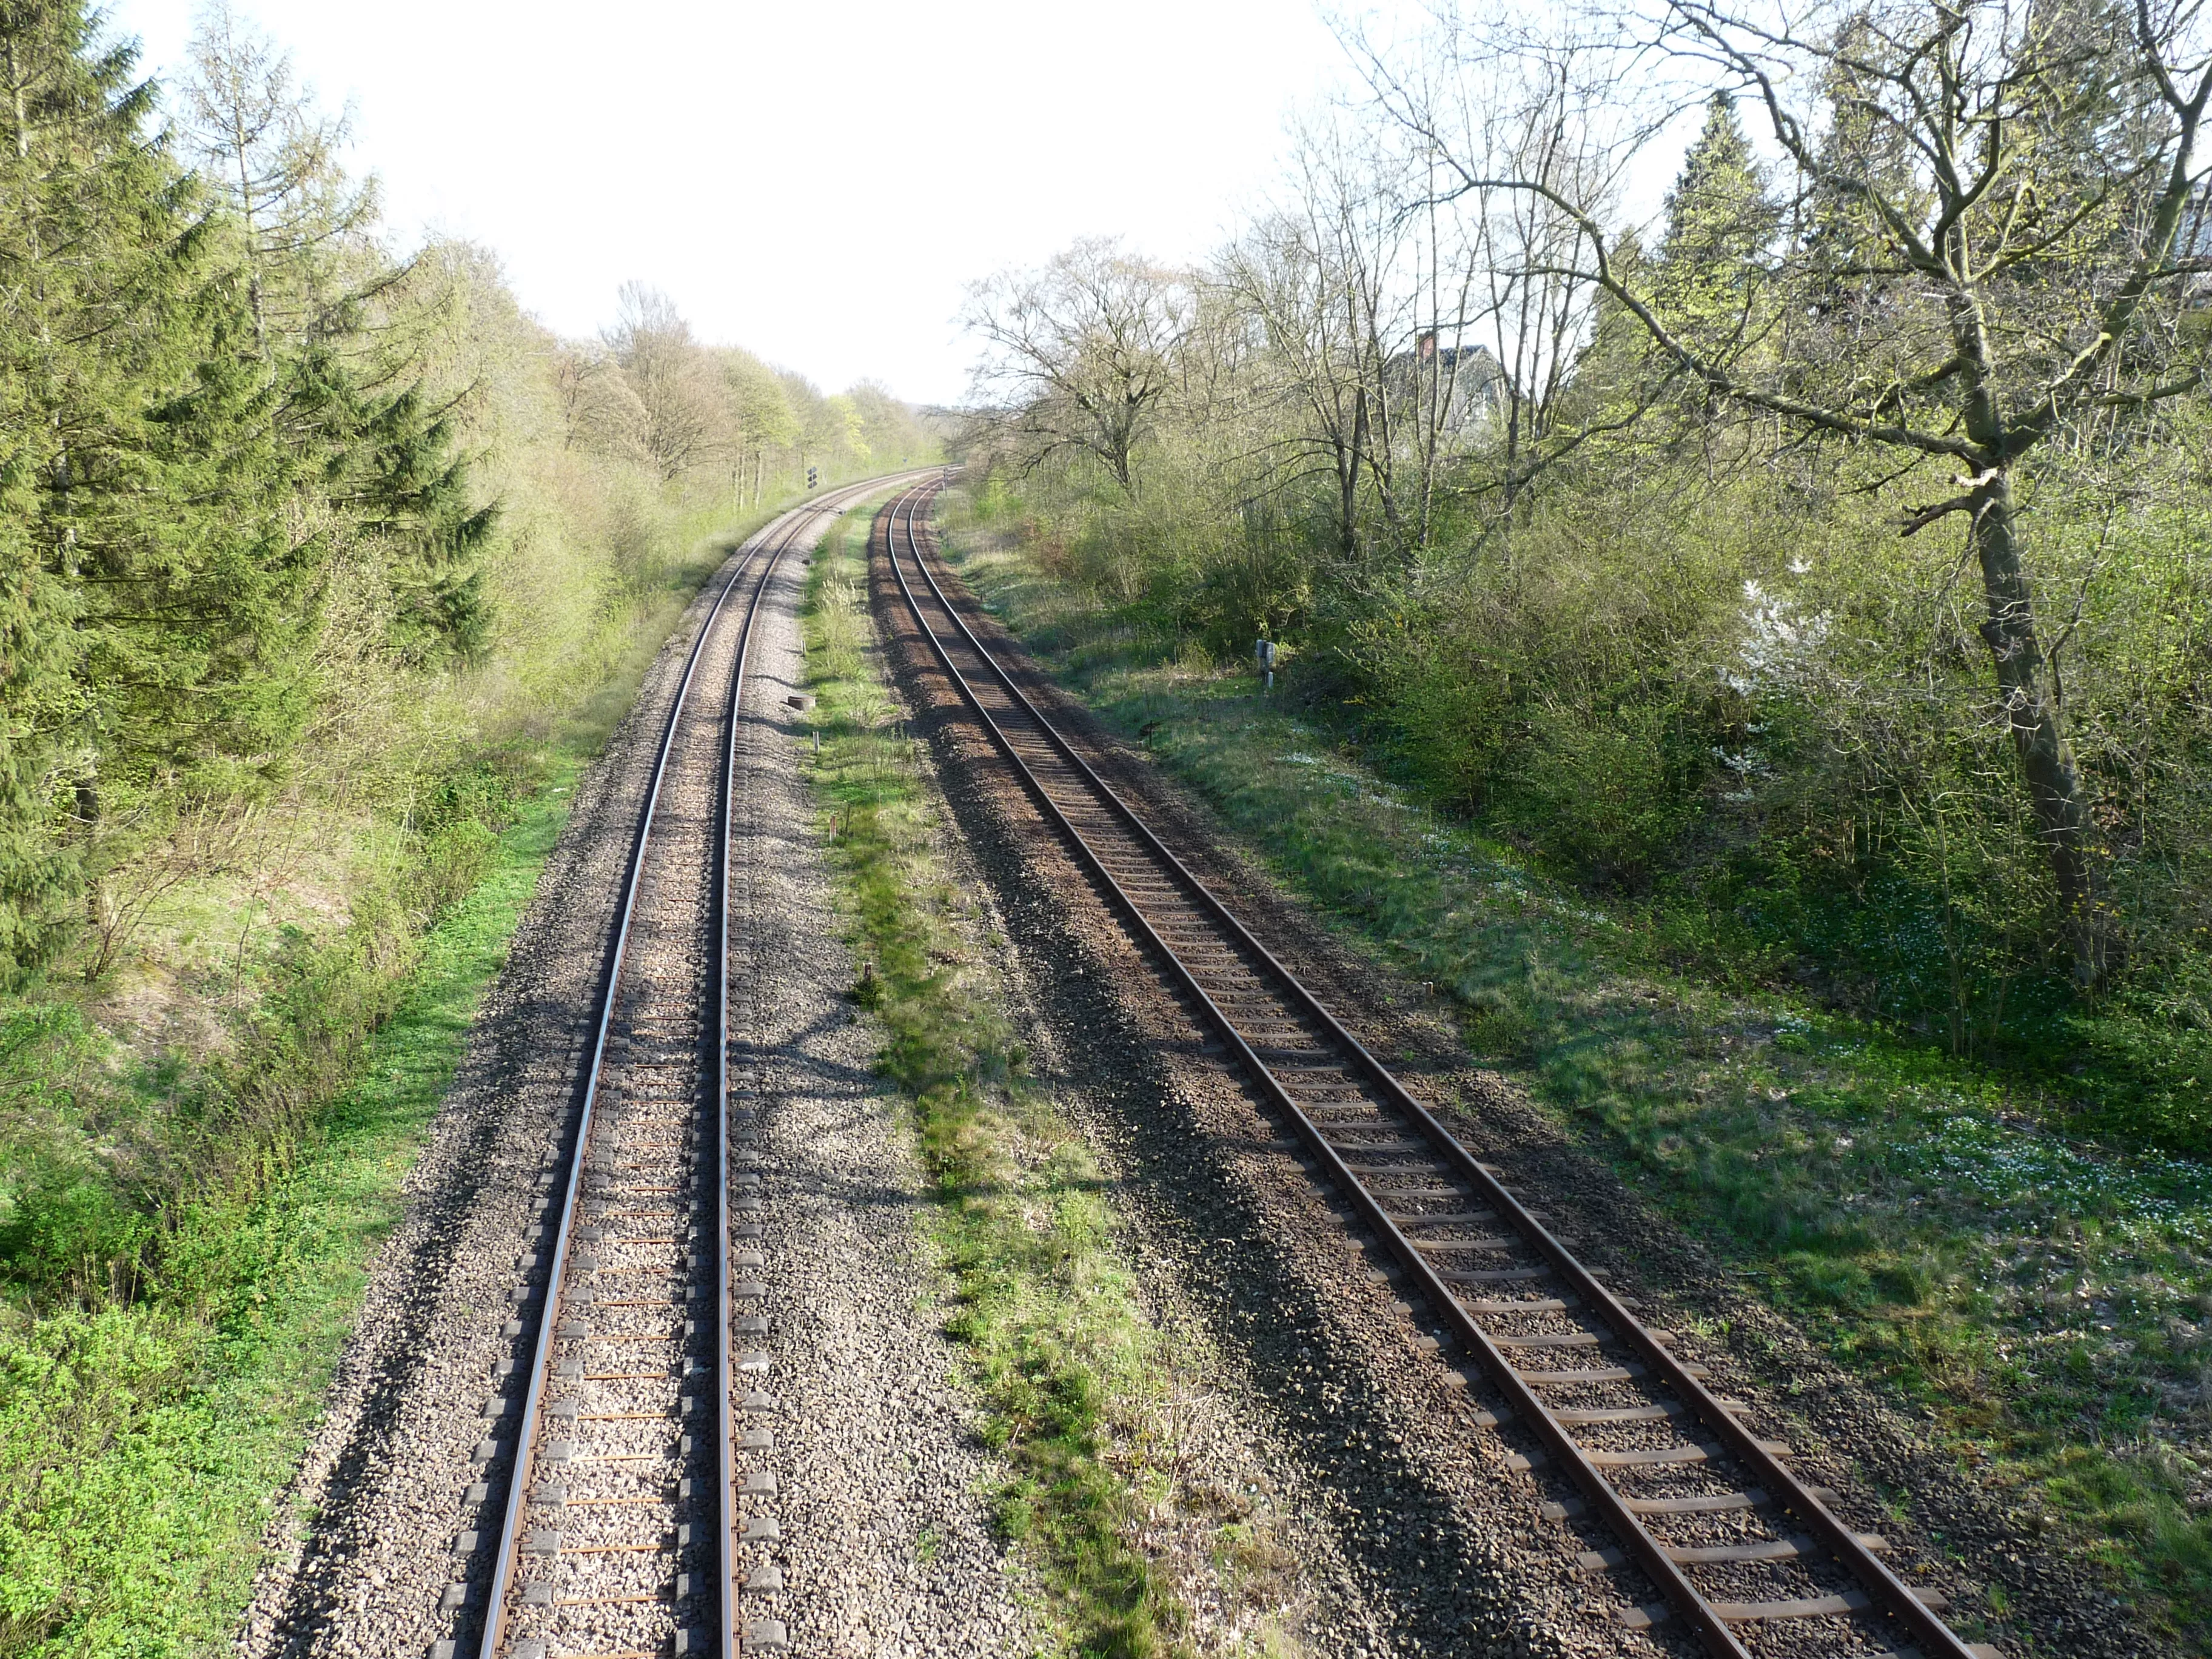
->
xmin=942 ymin=503 xmax=2212 ymax=1654
xmin=0 ymin=502 xmax=806 ymax=1655
xmin=800 ymin=505 xmax=1187 ymax=1658
xmin=0 ymin=762 xmax=575 ymax=1657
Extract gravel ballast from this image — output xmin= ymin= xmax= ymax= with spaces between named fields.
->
xmin=238 ymin=500 xmax=1028 ymax=1659
xmin=874 ymin=516 xmax=1617 ymax=1659
xmin=873 ymin=509 xmax=2156 ymax=1659
xmin=730 ymin=538 xmax=1027 ymax=1655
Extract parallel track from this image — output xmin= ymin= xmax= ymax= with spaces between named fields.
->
xmin=468 ymin=477 xmax=914 ymax=1659
xmin=880 ymin=480 xmax=2000 ymax=1659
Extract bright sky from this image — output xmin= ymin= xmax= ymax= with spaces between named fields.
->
xmin=104 ymin=0 xmax=1370 ymax=405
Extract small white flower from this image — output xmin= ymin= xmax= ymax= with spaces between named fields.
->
xmin=1734 ymin=580 xmax=1832 ymax=692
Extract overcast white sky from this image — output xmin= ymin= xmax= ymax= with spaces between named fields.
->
xmin=104 ymin=0 xmax=1372 ymax=404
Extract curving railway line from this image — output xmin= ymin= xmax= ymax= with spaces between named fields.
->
xmin=457 ymin=477 xmax=918 ymax=1659
xmin=877 ymin=478 xmax=2006 ymax=1659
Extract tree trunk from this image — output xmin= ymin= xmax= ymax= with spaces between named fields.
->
xmin=77 ymin=779 xmax=109 ymax=977
xmin=1341 ymin=386 xmax=1369 ymax=560
xmin=1969 ymin=471 xmax=2105 ymax=987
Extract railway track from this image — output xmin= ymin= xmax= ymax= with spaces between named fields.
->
xmin=458 ymin=477 xmax=911 ymax=1659
xmin=879 ymin=480 xmax=2005 ymax=1659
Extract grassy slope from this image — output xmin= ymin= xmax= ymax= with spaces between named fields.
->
xmin=0 ymin=769 xmax=572 ymax=1657
xmin=942 ymin=513 xmax=2212 ymax=1651
xmin=802 ymin=506 xmax=1216 ymax=1657
xmin=0 ymin=492 xmax=865 ymax=1657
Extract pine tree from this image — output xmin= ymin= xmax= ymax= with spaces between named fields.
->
xmin=175 ymin=2 xmax=491 ymax=669
xmin=0 ymin=0 xmax=198 ymax=971
xmin=1801 ymin=19 xmax=1926 ymax=295
xmin=344 ymin=380 xmax=495 ymax=666
xmin=177 ymin=2 xmax=377 ymax=355
xmin=1651 ymin=95 xmax=1781 ymax=352
xmin=0 ymin=0 xmax=495 ymax=978
xmin=102 ymin=289 xmax=333 ymax=780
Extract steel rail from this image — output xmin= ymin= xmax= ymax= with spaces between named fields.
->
xmin=710 ymin=475 xmax=897 ymax=1655
xmin=880 ymin=482 xmax=1990 ymax=1659
xmin=475 ymin=476 xmax=908 ymax=1659
xmin=712 ymin=494 xmax=789 ymax=1659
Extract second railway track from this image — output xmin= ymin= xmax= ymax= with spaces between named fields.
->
xmin=879 ymin=480 xmax=2005 ymax=1659
xmin=463 ymin=477 xmax=912 ymax=1659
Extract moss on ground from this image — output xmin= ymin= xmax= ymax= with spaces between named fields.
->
xmin=800 ymin=505 xmax=1194 ymax=1657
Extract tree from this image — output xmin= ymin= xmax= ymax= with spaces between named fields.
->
xmin=176 ymin=1 xmax=375 ymax=354
xmin=554 ymin=338 xmax=650 ymax=458
xmin=1222 ymin=203 xmax=1380 ymax=563
xmin=845 ymin=378 xmax=933 ymax=467
xmin=607 ymin=282 xmax=727 ymax=480
xmin=1359 ymin=0 xmax=2212 ymax=985
xmin=0 ymin=0 xmax=207 ymax=970
xmin=964 ymin=238 xmax=1193 ymax=492
xmin=0 ymin=0 xmax=492 ymax=977
xmin=340 ymin=377 xmax=496 ymax=665
xmin=1224 ymin=118 xmax=1416 ymax=565
xmin=1651 ymin=93 xmax=1781 ymax=349
xmin=720 ymin=349 xmax=796 ymax=501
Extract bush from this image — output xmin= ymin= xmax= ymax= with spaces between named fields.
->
xmin=966 ymin=427 xmax=2212 ymax=1153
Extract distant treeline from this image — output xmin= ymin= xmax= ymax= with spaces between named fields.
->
xmin=960 ymin=0 xmax=2212 ymax=1144
xmin=0 ymin=0 xmax=936 ymax=987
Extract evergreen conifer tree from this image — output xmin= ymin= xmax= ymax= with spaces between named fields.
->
xmin=344 ymin=380 xmax=495 ymax=665
xmin=1651 ymin=95 xmax=1781 ymax=354
xmin=0 ymin=0 xmax=495 ymax=977
xmin=0 ymin=0 xmax=199 ymax=970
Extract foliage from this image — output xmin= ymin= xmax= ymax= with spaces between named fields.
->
xmin=953 ymin=0 xmax=2212 ymax=1146
xmin=0 ymin=774 xmax=574 ymax=1657
xmin=943 ymin=516 xmax=2212 ymax=1648
xmin=801 ymin=509 xmax=1187 ymax=1657
xmin=0 ymin=0 xmax=489 ymax=977
xmin=0 ymin=5 xmax=939 ymax=1649
xmin=0 ymin=1 xmax=943 ymax=990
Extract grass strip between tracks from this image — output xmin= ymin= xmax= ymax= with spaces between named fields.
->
xmin=938 ymin=500 xmax=2212 ymax=1653
xmin=0 ymin=768 xmax=575 ymax=1658
xmin=801 ymin=508 xmax=1188 ymax=1658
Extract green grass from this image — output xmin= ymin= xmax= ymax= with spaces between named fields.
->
xmin=0 ymin=474 xmax=884 ymax=1655
xmin=800 ymin=506 xmax=1189 ymax=1658
xmin=0 ymin=763 xmax=575 ymax=1657
xmin=941 ymin=504 xmax=2212 ymax=1654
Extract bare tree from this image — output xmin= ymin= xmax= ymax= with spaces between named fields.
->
xmin=1463 ymin=52 xmax=1624 ymax=506
xmin=1355 ymin=0 xmax=2212 ymax=984
xmin=178 ymin=0 xmax=375 ymax=352
xmin=964 ymin=238 xmax=1193 ymax=492
xmin=607 ymin=282 xmax=728 ymax=480
xmin=1223 ymin=117 xmax=1410 ymax=563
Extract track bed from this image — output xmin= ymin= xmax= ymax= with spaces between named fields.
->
xmin=877 ymin=482 xmax=2005 ymax=1659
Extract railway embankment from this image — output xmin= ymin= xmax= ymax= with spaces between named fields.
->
xmin=912 ymin=491 xmax=2176 ymax=1657
xmin=808 ymin=499 xmax=1365 ymax=1655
